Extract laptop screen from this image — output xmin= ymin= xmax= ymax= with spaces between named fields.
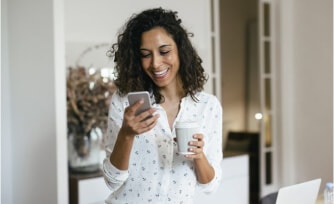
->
xmin=276 ymin=178 xmax=321 ymax=204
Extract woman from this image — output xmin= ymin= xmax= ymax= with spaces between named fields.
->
xmin=103 ymin=7 xmax=223 ymax=203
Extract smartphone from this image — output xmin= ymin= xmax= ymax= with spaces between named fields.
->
xmin=127 ymin=91 xmax=152 ymax=116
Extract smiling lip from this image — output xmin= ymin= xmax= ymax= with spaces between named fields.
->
xmin=153 ymin=68 xmax=169 ymax=79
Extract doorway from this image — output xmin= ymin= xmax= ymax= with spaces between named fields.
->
xmin=219 ymin=0 xmax=260 ymax=203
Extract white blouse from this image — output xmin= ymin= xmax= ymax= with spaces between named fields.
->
xmin=103 ymin=91 xmax=223 ymax=204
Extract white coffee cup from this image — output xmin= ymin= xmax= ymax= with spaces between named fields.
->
xmin=175 ymin=121 xmax=200 ymax=155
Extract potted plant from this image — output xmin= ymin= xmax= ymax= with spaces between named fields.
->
xmin=67 ymin=67 xmax=115 ymax=173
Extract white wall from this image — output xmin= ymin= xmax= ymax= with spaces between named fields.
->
xmin=278 ymin=0 xmax=333 ymax=190
xmin=1 ymin=1 xmax=13 ymax=203
xmin=2 ymin=0 xmax=67 ymax=203
xmin=292 ymin=0 xmax=333 ymax=185
xmin=64 ymin=0 xmax=214 ymax=94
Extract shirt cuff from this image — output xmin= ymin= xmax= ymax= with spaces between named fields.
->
xmin=197 ymin=162 xmax=222 ymax=194
xmin=103 ymin=158 xmax=129 ymax=183
xmin=196 ymin=171 xmax=221 ymax=194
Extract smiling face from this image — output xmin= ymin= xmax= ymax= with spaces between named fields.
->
xmin=140 ymin=27 xmax=181 ymax=90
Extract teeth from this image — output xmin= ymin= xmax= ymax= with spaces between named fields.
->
xmin=154 ymin=69 xmax=168 ymax=76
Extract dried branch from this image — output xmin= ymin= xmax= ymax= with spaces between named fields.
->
xmin=67 ymin=67 xmax=116 ymax=137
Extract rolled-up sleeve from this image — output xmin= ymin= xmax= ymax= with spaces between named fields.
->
xmin=102 ymin=92 xmax=129 ymax=192
xmin=197 ymin=97 xmax=223 ymax=194
xmin=103 ymin=158 xmax=129 ymax=191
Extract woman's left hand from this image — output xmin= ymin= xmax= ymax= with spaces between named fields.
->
xmin=187 ymin=133 xmax=215 ymax=184
xmin=186 ymin=133 xmax=205 ymax=159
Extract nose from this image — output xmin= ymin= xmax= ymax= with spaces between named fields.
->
xmin=151 ymin=53 xmax=162 ymax=68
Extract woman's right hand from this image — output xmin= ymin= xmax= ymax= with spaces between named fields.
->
xmin=110 ymin=99 xmax=159 ymax=170
xmin=120 ymin=99 xmax=159 ymax=137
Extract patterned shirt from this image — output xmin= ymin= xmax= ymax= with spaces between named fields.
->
xmin=103 ymin=91 xmax=223 ymax=204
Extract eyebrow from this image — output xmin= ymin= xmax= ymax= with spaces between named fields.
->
xmin=140 ymin=44 xmax=172 ymax=51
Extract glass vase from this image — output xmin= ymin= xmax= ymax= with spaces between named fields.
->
xmin=68 ymin=127 xmax=102 ymax=173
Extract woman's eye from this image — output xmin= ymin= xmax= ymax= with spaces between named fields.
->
xmin=140 ymin=53 xmax=151 ymax=58
xmin=160 ymin=50 xmax=170 ymax=55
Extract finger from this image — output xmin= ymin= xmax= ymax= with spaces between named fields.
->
xmin=185 ymin=150 xmax=204 ymax=159
xmin=137 ymin=114 xmax=159 ymax=133
xmin=126 ymin=99 xmax=144 ymax=116
xmin=189 ymin=140 xmax=204 ymax=148
xmin=139 ymin=113 xmax=159 ymax=127
xmin=188 ymin=147 xmax=202 ymax=154
xmin=122 ymin=108 xmax=159 ymax=135
xmin=136 ymin=108 xmax=157 ymax=122
xmin=193 ymin=133 xmax=203 ymax=141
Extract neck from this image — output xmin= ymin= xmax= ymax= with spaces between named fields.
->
xmin=162 ymin=90 xmax=183 ymax=104
xmin=159 ymin=75 xmax=184 ymax=103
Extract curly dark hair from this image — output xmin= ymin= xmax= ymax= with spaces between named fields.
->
xmin=110 ymin=7 xmax=208 ymax=103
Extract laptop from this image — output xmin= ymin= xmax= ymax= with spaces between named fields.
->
xmin=276 ymin=178 xmax=321 ymax=204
